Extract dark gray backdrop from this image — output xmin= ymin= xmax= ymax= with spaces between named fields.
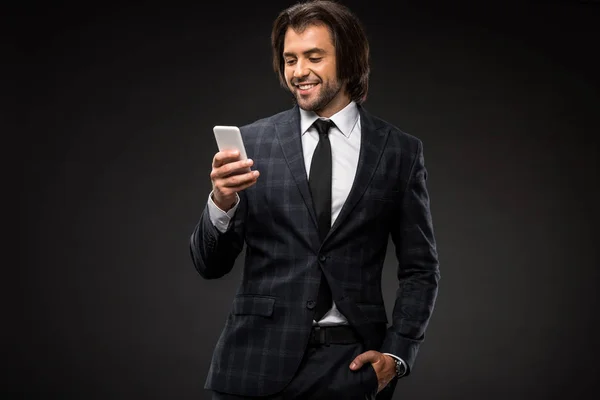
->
xmin=10 ymin=1 xmax=599 ymax=399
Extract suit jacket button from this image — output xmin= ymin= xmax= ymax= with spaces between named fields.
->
xmin=319 ymin=255 xmax=327 ymax=262
xmin=306 ymin=300 xmax=316 ymax=309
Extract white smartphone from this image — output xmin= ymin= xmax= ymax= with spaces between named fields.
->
xmin=213 ymin=125 xmax=248 ymax=160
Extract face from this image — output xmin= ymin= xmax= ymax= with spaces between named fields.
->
xmin=283 ymin=24 xmax=350 ymax=117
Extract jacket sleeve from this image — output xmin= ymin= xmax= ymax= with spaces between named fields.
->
xmin=189 ymin=192 xmax=247 ymax=279
xmin=380 ymin=140 xmax=441 ymax=374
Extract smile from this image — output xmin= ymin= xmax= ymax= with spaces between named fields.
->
xmin=297 ymin=83 xmax=317 ymax=90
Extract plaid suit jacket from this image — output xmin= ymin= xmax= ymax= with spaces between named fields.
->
xmin=189 ymin=105 xmax=440 ymax=397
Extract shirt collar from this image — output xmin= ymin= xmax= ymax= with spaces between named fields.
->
xmin=299 ymin=101 xmax=359 ymax=138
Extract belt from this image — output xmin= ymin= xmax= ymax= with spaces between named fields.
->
xmin=308 ymin=325 xmax=361 ymax=346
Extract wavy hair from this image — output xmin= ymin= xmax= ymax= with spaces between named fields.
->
xmin=271 ymin=0 xmax=370 ymax=104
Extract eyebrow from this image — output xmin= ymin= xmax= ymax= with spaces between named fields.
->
xmin=283 ymin=47 xmax=327 ymax=58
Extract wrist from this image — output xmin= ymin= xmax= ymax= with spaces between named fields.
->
xmin=383 ymin=354 xmax=406 ymax=379
xmin=212 ymin=192 xmax=236 ymax=211
xmin=392 ymin=357 xmax=406 ymax=379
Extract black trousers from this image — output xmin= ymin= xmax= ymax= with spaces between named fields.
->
xmin=211 ymin=341 xmax=380 ymax=400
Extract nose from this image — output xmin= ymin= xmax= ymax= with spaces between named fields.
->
xmin=293 ymin=59 xmax=309 ymax=79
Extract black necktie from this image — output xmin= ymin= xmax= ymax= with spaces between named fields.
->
xmin=309 ymin=118 xmax=334 ymax=321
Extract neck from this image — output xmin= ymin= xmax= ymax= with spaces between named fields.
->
xmin=316 ymin=96 xmax=351 ymax=118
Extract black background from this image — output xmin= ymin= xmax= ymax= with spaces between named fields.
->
xmin=9 ymin=0 xmax=600 ymax=399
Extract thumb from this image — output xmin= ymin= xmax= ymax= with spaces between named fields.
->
xmin=350 ymin=350 xmax=377 ymax=370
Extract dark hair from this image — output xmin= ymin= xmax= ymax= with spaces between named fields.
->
xmin=271 ymin=0 xmax=370 ymax=104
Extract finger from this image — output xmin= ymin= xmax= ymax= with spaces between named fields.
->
xmin=222 ymin=159 xmax=254 ymax=178
xmin=220 ymin=170 xmax=260 ymax=189
xmin=221 ymin=170 xmax=260 ymax=188
xmin=349 ymin=350 xmax=378 ymax=370
xmin=215 ymin=172 xmax=260 ymax=197
xmin=211 ymin=159 xmax=254 ymax=180
xmin=213 ymin=150 xmax=241 ymax=168
xmin=229 ymin=176 xmax=260 ymax=193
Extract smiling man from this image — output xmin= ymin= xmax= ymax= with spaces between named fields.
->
xmin=283 ymin=24 xmax=346 ymax=117
xmin=189 ymin=1 xmax=440 ymax=399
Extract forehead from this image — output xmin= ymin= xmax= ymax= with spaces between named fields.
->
xmin=283 ymin=23 xmax=334 ymax=53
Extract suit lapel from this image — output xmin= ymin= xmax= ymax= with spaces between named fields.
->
xmin=274 ymin=105 xmax=388 ymax=245
xmin=274 ymin=106 xmax=320 ymax=232
xmin=328 ymin=106 xmax=389 ymax=238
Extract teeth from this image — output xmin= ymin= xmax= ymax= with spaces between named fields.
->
xmin=298 ymin=84 xmax=316 ymax=90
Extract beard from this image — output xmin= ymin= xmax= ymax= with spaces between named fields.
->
xmin=290 ymin=78 xmax=343 ymax=113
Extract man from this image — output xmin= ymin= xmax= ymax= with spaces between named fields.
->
xmin=189 ymin=1 xmax=440 ymax=399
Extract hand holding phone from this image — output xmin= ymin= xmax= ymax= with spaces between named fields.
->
xmin=210 ymin=125 xmax=259 ymax=211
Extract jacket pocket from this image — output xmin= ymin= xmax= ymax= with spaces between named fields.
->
xmin=232 ymin=295 xmax=276 ymax=317
xmin=356 ymin=303 xmax=388 ymax=324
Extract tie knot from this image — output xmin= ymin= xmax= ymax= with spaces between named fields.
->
xmin=313 ymin=118 xmax=334 ymax=136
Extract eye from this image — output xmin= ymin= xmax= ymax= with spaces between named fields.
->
xmin=285 ymin=59 xmax=297 ymax=66
xmin=309 ymin=57 xmax=322 ymax=63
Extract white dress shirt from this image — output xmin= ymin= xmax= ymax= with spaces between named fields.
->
xmin=206 ymin=101 xmax=405 ymax=371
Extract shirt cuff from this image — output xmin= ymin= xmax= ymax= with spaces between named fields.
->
xmin=207 ymin=191 xmax=239 ymax=233
xmin=383 ymin=353 xmax=407 ymax=378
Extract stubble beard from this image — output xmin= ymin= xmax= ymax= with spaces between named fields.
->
xmin=291 ymin=79 xmax=343 ymax=113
